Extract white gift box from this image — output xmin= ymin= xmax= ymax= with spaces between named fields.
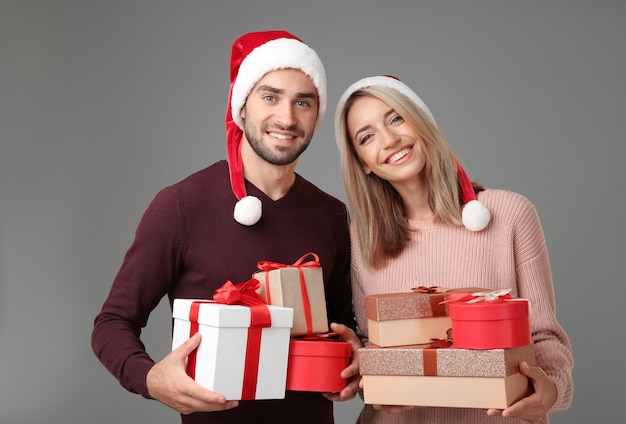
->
xmin=172 ymin=298 xmax=293 ymax=400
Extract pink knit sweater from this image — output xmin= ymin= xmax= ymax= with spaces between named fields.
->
xmin=351 ymin=189 xmax=573 ymax=424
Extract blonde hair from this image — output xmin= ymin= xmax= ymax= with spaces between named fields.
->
xmin=338 ymin=86 xmax=483 ymax=268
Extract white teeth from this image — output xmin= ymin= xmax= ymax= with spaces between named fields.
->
xmin=387 ymin=148 xmax=410 ymax=163
xmin=269 ymin=132 xmax=294 ymax=140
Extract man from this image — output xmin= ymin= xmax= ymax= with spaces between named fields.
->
xmin=92 ymin=30 xmax=361 ymax=424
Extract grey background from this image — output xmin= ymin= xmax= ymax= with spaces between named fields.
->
xmin=1 ymin=1 xmax=624 ymax=423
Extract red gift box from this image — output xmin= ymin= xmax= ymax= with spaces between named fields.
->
xmin=445 ymin=290 xmax=531 ymax=349
xmin=286 ymin=334 xmax=352 ymax=392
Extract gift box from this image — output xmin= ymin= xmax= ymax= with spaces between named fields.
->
xmin=286 ymin=334 xmax=352 ymax=393
xmin=172 ymin=297 xmax=293 ymax=400
xmin=359 ymin=343 xmax=535 ymax=409
xmin=445 ymin=290 xmax=531 ymax=349
xmin=364 ymin=287 xmax=484 ymax=347
xmin=254 ymin=253 xmax=328 ymax=336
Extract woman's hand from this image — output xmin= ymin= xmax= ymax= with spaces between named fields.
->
xmin=486 ymin=361 xmax=557 ymax=424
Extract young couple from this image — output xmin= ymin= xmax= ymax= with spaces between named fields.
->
xmin=92 ymin=30 xmax=573 ymax=424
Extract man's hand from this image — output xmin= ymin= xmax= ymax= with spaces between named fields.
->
xmin=486 ymin=361 xmax=557 ymax=423
xmin=322 ymin=322 xmax=363 ymax=402
xmin=146 ymin=332 xmax=239 ymax=415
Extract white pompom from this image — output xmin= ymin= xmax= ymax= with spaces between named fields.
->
xmin=462 ymin=199 xmax=491 ymax=231
xmin=233 ymin=196 xmax=262 ymax=226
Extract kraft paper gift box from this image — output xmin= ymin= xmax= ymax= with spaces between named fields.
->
xmin=286 ymin=334 xmax=352 ymax=393
xmin=364 ymin=286 xmax=485 ymax=347
xmin=443 ymin=289 xmax=532 ymax=349
xmin=172 ymin=297 xmax=293 ymax=400
xmin=254 ymin=253 xmax=328 ymax=336
xmin=359 ymin=343 xmax=535 ymax=409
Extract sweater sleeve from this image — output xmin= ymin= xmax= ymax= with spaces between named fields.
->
xmin=91 ymin=186 xmax=184 ymax=398
xmin=512 ymin=196 xmax=574 ymax=412
xmin=324 ymin=207 xmax=358 ymax=333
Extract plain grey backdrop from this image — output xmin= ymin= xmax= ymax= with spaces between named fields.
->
xmin=1 ymin=1 xmax=624 ymax=423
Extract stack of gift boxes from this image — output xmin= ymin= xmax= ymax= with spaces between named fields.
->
xmin=359 ymin=287 xmax=535 ymax=409
xmin=171 ymin=253 xmax=351 ymax=401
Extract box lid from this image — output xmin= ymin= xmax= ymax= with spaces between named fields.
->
xmin=448 ymin=299 xmax=530 ymax=321
xmin=359 ymin=343 xmax=535 ymax=377
xmin=289 ymin=338 xmax=352 ymax=357
xmin=172 ymin=298 xmax=293 ymax=328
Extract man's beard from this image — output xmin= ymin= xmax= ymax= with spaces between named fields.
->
xmin=243 ymin=120 xmax=312 ymax=166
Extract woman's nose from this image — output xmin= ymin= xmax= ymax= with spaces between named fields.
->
xmin=380 ymin=128 xmax=400 ymax=148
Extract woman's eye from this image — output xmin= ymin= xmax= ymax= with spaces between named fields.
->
xmin=359 ymin=134 xmax=372 ymax=145
xmin=391 ymin=115 xmax=404 ymax=124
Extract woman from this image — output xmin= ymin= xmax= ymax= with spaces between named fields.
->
xmin=334 ymin=76 xmax=573 ymax=424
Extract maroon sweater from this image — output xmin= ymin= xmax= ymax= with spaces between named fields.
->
xmin=92 ymin=160 xmax=355 ymax=424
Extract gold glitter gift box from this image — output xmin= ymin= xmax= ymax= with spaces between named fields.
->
xmin=359 ymin=343 xmax=535 ymax=409
xmin=364 ymin=287 xmax=484 ymax=347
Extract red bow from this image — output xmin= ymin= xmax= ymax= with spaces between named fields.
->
xmin=412 ymin=286 xmax=449 ymax=294
xmin=257 ymin=252 xmax=321 ymax=272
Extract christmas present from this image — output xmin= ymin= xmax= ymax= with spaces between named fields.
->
xmin=359 ymin=342 xmax=535 ymax=409
xmin=443 ymin=289 xmax=532 ymax=349
xmin=364 ymin=286 xmax=484 ymax=347
xmin=171 ymin=279 xmax=293 ymax=400
xmin=254 ymin=252 xmax=328 ymax=336
xmin=286 ymin=333 xmax=352 ymax=393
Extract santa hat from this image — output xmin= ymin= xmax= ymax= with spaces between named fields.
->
xmin=334 ymin=75 xmax=490 ymax=231
xmin=226 ymin=30 xmax=327 ymax=225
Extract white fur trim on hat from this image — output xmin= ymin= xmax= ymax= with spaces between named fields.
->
xmin=233 ymin=195 xmax=263 ymax=226
xmin=462 ymin=199 xmax=491 ymax=231
xmin=230 ymin=37 xmax=327 ymax=131
xmin=334 ymin=75 xmax=436 ymax=146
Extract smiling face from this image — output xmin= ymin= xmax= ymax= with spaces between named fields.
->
xmin=347 ymin=95 xmax=427 ymax=187
xmin=240 ymin=68 xmax=319 ymax=166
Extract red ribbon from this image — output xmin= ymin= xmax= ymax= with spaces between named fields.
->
xmin=186 ymin=300 xmax=213 ymax=381
xmin=186 ymin=279 xmax=271 ymax=400
xmin=423 ymin=334 xmax=453 ymax=376
xmin=257 ymin=252 xmax=320 ymax=334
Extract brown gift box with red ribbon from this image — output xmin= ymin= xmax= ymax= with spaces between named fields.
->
xmin=364 ymin=286 xmax=486 ymax=347
xmin=254 ymin=253 xmax=329 ymax=336
xmin=171 ymin=281 xmax=293 ymax=400
xmin=359 ymin=343 xmax=535 ymax=409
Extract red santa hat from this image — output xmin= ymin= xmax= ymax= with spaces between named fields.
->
xmin=334 ymin=75 xmax=490 ymax=231
xmin=226 ymin=30 xmax=327 ymax=225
